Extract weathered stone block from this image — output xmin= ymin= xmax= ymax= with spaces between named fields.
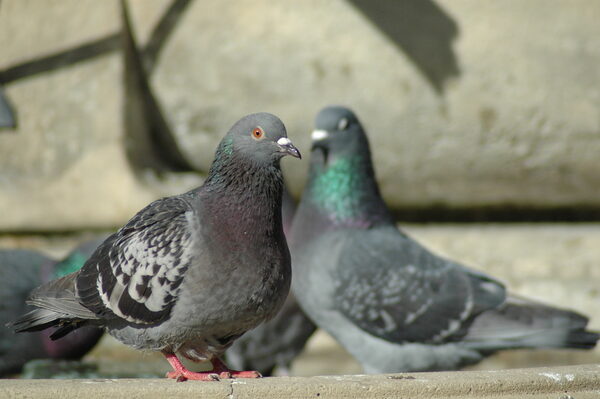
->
xmin=0 ymin=0 xmax=200 ymax=231
xmin=128 ymin=0 xmax=600 ymax=209
xmin=2 ymin=0 xmax=600 ymax=231
xmin=0 ymin=1 xmax=120 ymax=69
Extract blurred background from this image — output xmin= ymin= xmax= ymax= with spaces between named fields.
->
xmin=1 ymin=0 xmax=599 ymax=378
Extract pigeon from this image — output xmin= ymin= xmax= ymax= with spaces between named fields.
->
xmin=225 ymin=184 xmax=318 ymax=376
xmin=224 ymin=291 xmax=317 ymax=376
xmin=289 ymin=105 xmax=599 ymax=373
xmin=0 ymin=239 xmax=104 ymax=376
xmin=10 ymin=113 xmax=301 ymax=381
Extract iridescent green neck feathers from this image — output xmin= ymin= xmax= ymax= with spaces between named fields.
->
xmin=309 ymin=155 xmax=389 ymax=227
xmin=53 ymin=251 xmax=88 ymax=279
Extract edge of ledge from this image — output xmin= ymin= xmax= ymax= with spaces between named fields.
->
xmin=2 ymin=364 xmax=600 ymax=399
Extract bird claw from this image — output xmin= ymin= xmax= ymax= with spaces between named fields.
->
xmin=229 ymin=370 xmax=262 ymax=379
xmin=209 ymin=357 xmax=262 ymax=379
xmin=214 ymin=370 xmax=261 ymax=379
xmin=166 ymin=370 xmax=221 ymax=382
xmin=218 ymin=371 xmax=232 ymax=379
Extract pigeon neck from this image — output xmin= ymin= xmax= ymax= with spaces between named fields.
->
xmin=307 ymin=154 xmax=392 ymax=228
xmin=52 ymin=251 xmax=88 ymax=279
xmin=202 ymin=147 xmax=285 ymax=238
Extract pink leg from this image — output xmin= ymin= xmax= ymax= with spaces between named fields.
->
xmin=211 ymin=357 xmax=262 ymax=379
xmin=164 ymin=353 xmax=220 ymax=382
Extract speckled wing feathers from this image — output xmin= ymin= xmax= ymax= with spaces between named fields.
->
xmin=333 ymin=229 xmax=506 ymax=344
xmin=76 ymin=197 xmax=195 ymax=325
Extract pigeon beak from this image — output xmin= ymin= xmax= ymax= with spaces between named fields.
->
xmin=310 ymin=130 xmax=330 ymax=164
xmin=310 ymin=129 xmax=330 ymax=153
xmin=311 ymin=129 xmax=329 ymax=142
xmin=277 ymin=137 xmax=302 ymax=159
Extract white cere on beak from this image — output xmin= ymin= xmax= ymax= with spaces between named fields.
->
xmin=277 ymin=137 xmax=292 ymax=146
xmin=311 ymin=130 xmax=329 ymax=141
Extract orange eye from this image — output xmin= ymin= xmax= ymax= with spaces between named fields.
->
xmin=252 ymin=127 xmax=264 ymax=139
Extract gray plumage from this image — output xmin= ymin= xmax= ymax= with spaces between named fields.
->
xmin=0 ymin=239 xmax=104 ymax=376
xmin=225 ymin=185 xmax=317 ymax=376
xmin=10 ymin=113 xmax=301 ymax=380
xmin=290 ymin=105 xmax=599 ymax=373
xmin=225 ymin=291 xmax=316 ymax=375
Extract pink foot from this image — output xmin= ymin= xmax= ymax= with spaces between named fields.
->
xmin=211 ymin=357 xmax=262 ymax=379
xmin=164 ymin=353 xmax=220 ymax=382
xmin=166 ymin=369 xmax=220 ymax=382
xmin=228 ymin=370 xmax=262 ymax=378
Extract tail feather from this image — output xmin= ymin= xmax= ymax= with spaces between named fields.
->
xmin=10 ymin=308 xmax=65 ymax=333
xmin=463 ymin=294 xmax=599 ymax=351
xmin=26 ymin=273 xmax=98 ymax=320
xmin=9 ymin=308 xmax=90 ymax=341
xmin=8 ymin=272 xmax=98 ymax=338
xmin=564 ymin=329 xmax=599 ymax=350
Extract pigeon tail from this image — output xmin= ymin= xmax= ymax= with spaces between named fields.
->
xmin=563 ymin=329 xmax=600 ymax=350
xmin=8 ymin=272 xmax=98 ymax=339
xmin=10 ymin=308 xmax=64 ymax=333
xmin=462 ymin=294 xmax=599 ymax=352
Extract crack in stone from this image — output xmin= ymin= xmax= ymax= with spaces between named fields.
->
xmin=227 ymin=379 xmax=234 ymax=399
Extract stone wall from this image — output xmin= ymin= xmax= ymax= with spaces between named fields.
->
xmin=1 ymin=0 xmax=599 ymax=230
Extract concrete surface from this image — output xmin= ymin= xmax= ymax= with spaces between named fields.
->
xmin=0 ymin=0 xmax=200 ymax=232
xmin=129 ymin=0 xmax=600 ymax=208
xmin=0 ymin=1 xmax=118 ymax=66
xmin=3 ymin=364 xmax=600 ymax=398
xmin=0 ymin=1 xmax=142 ymax=231
xmin=1 ymin=1 xmax=600 ymax=231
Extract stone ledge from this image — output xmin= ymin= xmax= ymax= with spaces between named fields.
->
xmin=3 ymin=364 xmax=600 ymax=399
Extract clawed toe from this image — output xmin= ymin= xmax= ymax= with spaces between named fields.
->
xmin=218 ymin=371 xmax=232 ymax=379
xmin=165 ymin=355 xmax=262 ymax=381
xmin=229 ymin=370 xmax=262 ymax=379
xmin=166 ymin=370 xmax=221 ymax=382
xmin=210 ymin=357 xmax=262 ymax=379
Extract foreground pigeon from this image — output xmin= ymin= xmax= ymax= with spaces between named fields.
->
xmin=289 ymin=105 xmax=599 ymax=373
xmin=0 ymin=239 xmax=104 ymax=376
xmin=10 ymin=113 xmax=301 ymax=381
xmin=225 ymin=185 xmax=317 ymax=376
xmin=225 ymin=292 xmax=316 ymax=376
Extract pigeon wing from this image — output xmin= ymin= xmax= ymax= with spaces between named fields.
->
xmin=76 ymin=196 xmax=195 ymax=325
xmin=333 ymin=228 xmax=505 ymax=344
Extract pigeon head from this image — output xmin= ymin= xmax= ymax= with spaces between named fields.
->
xmin=205 ymin=113 xmax=300 ymax=193
xmin=222 ymin=112 xmax=301 ymax=165
xmin=311 ymin=106 xmax=370 ymax=166
xmin=303 ymin=106 xmax=391 ymax=227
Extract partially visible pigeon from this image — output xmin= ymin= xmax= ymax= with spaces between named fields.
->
xmin=10 ymin=113 xmax=301 ymax=381
xmin=289 ymin=105 xmax=599 ymax=373
xmin=0 ymin=239 xmax=104 ymax=376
